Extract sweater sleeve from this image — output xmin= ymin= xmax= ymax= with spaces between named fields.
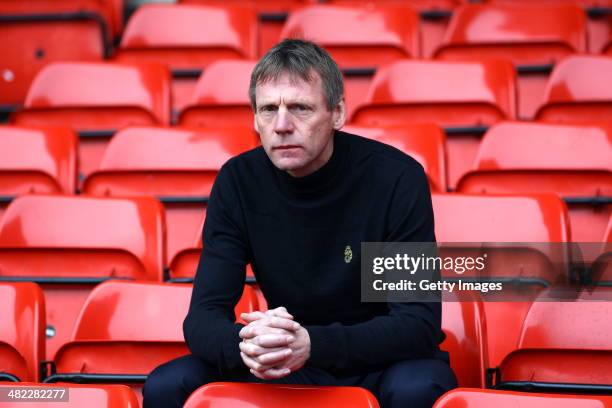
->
xmin=305 ymin=164 xmax=443 ymax=374
xmin=183 ymin=163 xmax=250 ymax=377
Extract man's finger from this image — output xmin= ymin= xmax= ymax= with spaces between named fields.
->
xmin=250 ymin=333 xmax=296 ymax=348
xmin=239 ymin=324 xmax=292 ymax=339
xmin=251 ymin=367 xmax=291 ymax=380
xmin=265 ymin=307 xmax=293 ymax=320
xmin=254 ymin=348 xmax=292 ymax=366
xmin=240 ymin=311 xmax=266 ymax=323
xmin=240 ymin=352 xmax=274 ymax=372
xmin=265 ymin=316 xmax=301 ymax=331
xmin=239 ymin=341 xmax=287 ymax=357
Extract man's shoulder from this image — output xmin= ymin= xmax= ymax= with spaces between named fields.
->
xmin=339 ymin=129 xmax=426 ymax=178
xmin=220 ymin=145 xmax=268 ymax=176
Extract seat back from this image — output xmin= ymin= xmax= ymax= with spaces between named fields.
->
xmin=342 ymin=124 xmax=448 ymax=192
xmin=0 ymin=125 xmax=77 ymax=220
xmin=440 ymin=295 xmax=488 ymax=388
xmin=351 ymin=59 xmax=516 ymax=187
xmin=433 ymin=193 xmax=570 ymax=368
xmin=0 ymin=382 xmax=140 ymax=408
xmin=184 ymin=383 xmax=380 ymax=408
xmin=434 ymin=4 xmax=587 ymax=118
xmin=536 ymin=55 xmax=612 ymax=124
xmin=0 ymin=0 xmax=109 ymax=108
xmin=179 ymin=60 xmax=257 ymax=128
xmin=433 ymin=388 xmax=612 ymax=408
xmin=457 ymin=121 xmax=612 ymax=243
xmin=11 ymin=62 xmax=171 ymax=176
xmin=53 ymin=281 xmax=258 ymax=378
xmin=0 ymin=195 xmax=166 ymax=359
xmin=499 ymin=288 xmax=612 ymax=390
xmin=281 ymin=4 xmax=420 ymax=116
xmin=0 ymin=282 xmax=45 ymax=382
xmin=115 ymin=4 xmax=257 ymax=112
xmin=84 ymin=125 xmax=258 ymax=263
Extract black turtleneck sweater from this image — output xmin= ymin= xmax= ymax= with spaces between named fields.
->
xmin=183 ymin=130 xmax=444 ymax=378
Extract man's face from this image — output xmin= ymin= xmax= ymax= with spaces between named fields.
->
xmin=254 ymin=71 xmax=346 ymax=177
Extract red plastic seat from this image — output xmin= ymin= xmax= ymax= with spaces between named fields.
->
xmin=179 ymin=60 xmax=257 ymax=129
xmin=179 ymin=0 xmax=316 ymax=57
xmin=0 ymin=195 xmax=166 ymax=359
xmin=0 ymin=0 xmax=113 ymax=111
xmin=281 ymin=4 xmax=420 ymax=117
xmin=351 ymin=59 xmax=516 ymax=187
xmin=433 ymin=193 xmax=570 ymax=368
xmin=433 ymin=388 xmax=612 ymax=408
xmin=496 ymin=288 xmax=612 ymax=393
xmin=536 ymin=55 xmax=612 ymax=124
xmin=114 ymin=4 xmax=257 ymax=112
xmin=184 ymin=382 xmax=380 ymax=408
xmin=0 ymin=382 xmax=140 ymax=408
xmin=342 ymin=124 xmax=448 ymax=192
xmin=0 ymin=125 xmax=77 ymax=221
xmin=434 ymin=4 xmax=587 ymax=119
xmin=440 ymin=295 xmax=488 ymax=388
xmin=83 ymin=126 xmax=258 ymax=264
xmin=11 ymin=62 xmax=171 ymax=176
xmin=457 ymin=121 xmax=612 ymax=244
xmin=323 ymin=0 xmax=461 ymax=58
xmin=49 ymin=281 xmax=259 ymax=403
xmin=0 ymin=282 xmax=45 ymax=382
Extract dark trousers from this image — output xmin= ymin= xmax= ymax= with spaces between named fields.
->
xmin=142 ymin=354 xmax=457 ymax=408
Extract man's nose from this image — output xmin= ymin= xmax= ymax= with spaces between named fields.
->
xmin=273 ymin=107 xmax=294 ymax=134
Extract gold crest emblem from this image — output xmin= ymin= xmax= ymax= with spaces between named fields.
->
xmin=344 ymin=245 xmax=353 ymax=263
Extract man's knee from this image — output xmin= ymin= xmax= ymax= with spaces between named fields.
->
xmin=378 ymin=359 xmax=457 ymax=408
xmin=143 ymin=354 xmax=217 ymax=408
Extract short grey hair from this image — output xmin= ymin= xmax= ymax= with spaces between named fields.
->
xmin=249 ymin=38 xmax=344 ymax=111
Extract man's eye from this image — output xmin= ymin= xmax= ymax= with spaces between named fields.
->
xmin=292 ymin=105 xmax=310 ymax=112
xmin=260 ymin=106 xmax=277 ymax=113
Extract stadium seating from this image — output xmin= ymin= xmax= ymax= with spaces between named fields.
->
xmin=114 ymin=4 xmax=258 ymax=112
xmin=178 ymin=60 xmax=257 ymax=129
xmin=457 ymin=121 xmax=612 ymax=244
xmin=83 ymin=125 xmax=258 ymax=265
xmin=351 ymin=59 xmax=516 ymax=187
xmin=0 ymin=282 xmax=45 ymax=382
xmin=433 ymin=388 xmax=612 ymax=408
xmin=494 ymin=288 xmax=612 ymax=393
xmin=11 ymin=62 xmax=171 ymax=177
xmin=342 ymin=124 xmax=448 ymax=192
xmin=432 ymin=193 xmax=571 ymax=368
xmin=46 ymin=281 xmax=260 ymax=403
xmin=281 ymin=4 xmax=420 ymax=116
xmin=0 ymin=382 xmax=140 ymax=408
xmin=0 ymin=0 xmax=112 ymax=114
xmin=536 ymin=55 xmax=612 ymax=124
xmin=324 ymin=0 xmax=461 ymax=58
xmin=0 ymin=195 xmax=166 ymax=359
xmin=0 ymin=125 xmax=77 ymax=220
xmin=180 ymin=0 xmax=316 ymax=56
xmin=434 ymin=3 xmax=587 ymax=119
xmin=184 ymin=383 xmax=381 ymax=408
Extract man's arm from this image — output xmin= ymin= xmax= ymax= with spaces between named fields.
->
xmin=305 ymin=165 xmax=443 ymax=374
xmin=183 ymin=164 xmax=251 ymax=377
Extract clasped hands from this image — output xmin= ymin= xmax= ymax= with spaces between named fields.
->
xmin=239 ymin=307 xmax=310 ymax=380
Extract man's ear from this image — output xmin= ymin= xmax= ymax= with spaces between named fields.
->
xmin=332 ymin=98 xmax=347 ymax=130
xmin=253 ymin=111 xmax=260 ymax=134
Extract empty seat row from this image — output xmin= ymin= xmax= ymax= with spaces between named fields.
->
xmin=3 ymin=279 xmax=612 ymax=403
xmin=3 ymin=2 xmax=611 ymax=116
xmin=3 ymin=118 xmax=609 ymax=244
xmin=8 ymin=54 xmax=612 ymax=184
